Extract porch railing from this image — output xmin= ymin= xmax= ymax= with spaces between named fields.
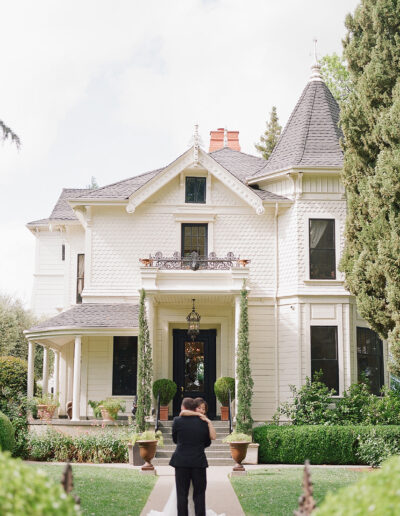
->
xmin=228 ymin=389 xmax=233 ymax=434
xmin=140 ymin=251 xmax=250 ymax=271
xmin=155 ymin=392 xmax=161 ymax=433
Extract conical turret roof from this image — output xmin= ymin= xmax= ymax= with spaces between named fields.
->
xmin=250 ymin=66 xmax=343 ymax=179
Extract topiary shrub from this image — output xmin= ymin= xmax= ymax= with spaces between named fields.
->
xmin=152 ymin=379 xmax=177 ymax=406
xmin=0 ymin=356 xmax=29 ymax=402
xmin=214 ymin=377 xmax=235 ymax=406
xmin=253 ymin=424 xmax=400 ymax=465
xmin=316 ymin=455 xmax=400 ymax=515
xmin=0 ymin=451 xmax=79 ymax=514
xmin=0 ymin=411 xmax=15 ymax=452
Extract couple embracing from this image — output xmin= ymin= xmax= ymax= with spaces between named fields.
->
xmin=148 ymin=397 xmax=224 ymax=516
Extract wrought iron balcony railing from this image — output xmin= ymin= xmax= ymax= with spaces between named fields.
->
xmin=140 ymin=251 xmax=250 ymax=271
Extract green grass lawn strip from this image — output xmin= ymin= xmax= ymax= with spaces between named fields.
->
xmin=27 ymin=463 xmax=156 ymax=516
xmin=231 ymin=467 xmax=365 ymax=516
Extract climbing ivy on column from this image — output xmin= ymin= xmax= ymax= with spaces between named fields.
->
xmin=236 ymin=284 xmax=254 ymax=434
xmin=136 ymin=289 xmax=153 ymax=432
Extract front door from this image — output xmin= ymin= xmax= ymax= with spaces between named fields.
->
xmin=173 ymin=329 xmax=216 ymax=419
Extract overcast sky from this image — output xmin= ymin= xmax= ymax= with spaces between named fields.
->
xmin=0 ymin=0 xmax=359 ymax=307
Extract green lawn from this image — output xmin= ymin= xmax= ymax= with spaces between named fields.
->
xmin=231 ymin=467 xmax=366 ymax=516
xmin=27 ymin=463 xmax=156 ymax=516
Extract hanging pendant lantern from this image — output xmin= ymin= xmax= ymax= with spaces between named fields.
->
xmin=187 ymin=298 xmax=201 ymax=341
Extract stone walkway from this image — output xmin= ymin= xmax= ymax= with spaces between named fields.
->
xmin=140 ymin=465 xmax=245 ymax=516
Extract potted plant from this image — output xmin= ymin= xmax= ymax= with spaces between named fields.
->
xmin=152 ymin=379 xmax=177 ymax=420
xmin=223 ymin=432 xmax=251 ymax=472
xmin=214 ymin=377 xmax=235 ymax=421
xmin=35 ymin=394 xmax=60 ymax=421
xmin=97 ymin=398 xmax=125 ymax=421
xmin=130 ymin=429 xmax=164 ymax=471
xmin=88 ymin=400 xmax=102 ymax=419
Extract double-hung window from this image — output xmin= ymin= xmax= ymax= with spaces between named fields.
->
xmin=76 ymin=254 xmax=85 ymax=304
xmin=112 ymin=337 xmax=138 ymax=396
xmin=357 ymin=327 xmax=384 ymax=395
xmin=181 ymin=224 xmax=208 ymax=258
xmin=309 ymin=219 xmax=336 ymax=279
xmin=311 ymin=326 xmax=339 ymax=393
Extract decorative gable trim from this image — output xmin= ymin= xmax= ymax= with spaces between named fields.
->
xmin=126 ymin=147 xmax=265 ymax=215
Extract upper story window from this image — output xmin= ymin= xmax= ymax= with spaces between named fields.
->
xmin=357 ymin=327 xmax=384 ymax=395
xmin=311 ymin=325 xmax=339 ymax=394
xmin=76 ymin=254 xmax=85 ymax=304
xmin=181 ymin=224 xmax=208 ymax=257
xmin=61 ymin=244 xmax=65 ymax=261
xmin=309 ymin=219 xmax=336 ymax=279
xmin=185 ymin=177 xmax=206 ymax=204
xmin=112 ymin=336 xmax=137 ymax=396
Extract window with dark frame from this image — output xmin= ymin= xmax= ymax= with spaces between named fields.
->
xmin=357 ymin=327 xmax=384 ymax=395
xmin=112 ymin=336 xmax=138 ymax=396
xmin=311 ymin=326 xmax=339 ymax=394
xmin=181 ymin=224 xmax=208 ymax=257
xmin=309 ymin=219 xmax=336 ymax=279
xmin=76 ymin=254 xmax=85 ymax=304
xmin=62 ymin=244 xmax=65 ymax=261
xmin=185 ymin=177 xmax=206 ymax=204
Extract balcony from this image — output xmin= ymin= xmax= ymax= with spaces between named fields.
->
xmin=139 ymin=251 xmax=250 ymax=293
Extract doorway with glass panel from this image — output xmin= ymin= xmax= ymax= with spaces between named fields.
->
xmin=172 ymin=329 xmax=216 ymax=419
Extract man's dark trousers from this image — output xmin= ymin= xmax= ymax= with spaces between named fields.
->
xmin=169 ymin=415 xmax=211 ymax=516
xmin=175 ymin=467 xmax=207 ymax=516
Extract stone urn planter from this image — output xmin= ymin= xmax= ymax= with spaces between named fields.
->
xmin=37 ymin=404 xmax=57 ymax=421
xmin=137 ymin=440 xmax=158 ymax=471
xmin=99 ymin=406 xmax=114 ymax=421
xmin=229 ymin=442 xmax=250 ymax=472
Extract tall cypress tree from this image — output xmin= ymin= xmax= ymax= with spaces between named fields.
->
xmin=236 ymin=285 xmax=254 ymax=434
xmin=136 ymin=289 xmax=153 ymax=432
xmin=340 ymin=0 xmax=400 ymax=375
xmin=255 ymin=106 xmax=282 ymax=160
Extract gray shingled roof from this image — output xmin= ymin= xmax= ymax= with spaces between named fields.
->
xmin=250 ymin=80 xmax=343 ymax=179
xmin=27 ymin=303 xmax=139 ymax=332
xmin=49 ymin=188 xmax=91 ymax=220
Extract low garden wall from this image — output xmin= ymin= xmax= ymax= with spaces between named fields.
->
xmin=253 ymin=425 xmax=400 ymax=466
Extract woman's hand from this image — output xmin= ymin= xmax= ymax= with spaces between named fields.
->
xmin=199 ymin=414 xmax=211 ymax=424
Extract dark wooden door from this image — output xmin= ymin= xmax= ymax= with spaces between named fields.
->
xmin=173 ymin=329 xmax=216 ymax=419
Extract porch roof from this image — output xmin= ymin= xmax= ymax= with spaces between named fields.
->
xmin=26 ymin=303 xmax=139 ymax=333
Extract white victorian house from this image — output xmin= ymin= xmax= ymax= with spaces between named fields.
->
xmin=25 ymin=63 xmax=388 ymax=424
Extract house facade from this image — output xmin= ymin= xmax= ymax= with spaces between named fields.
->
xmin=25 ymin=62 xmax=388 ymax=423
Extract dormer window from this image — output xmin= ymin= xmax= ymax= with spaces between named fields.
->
xmin=185 ymin=177 xmax=206 ymax=204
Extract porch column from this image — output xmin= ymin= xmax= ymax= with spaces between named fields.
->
xmin=72 ymin=335 xmax=82 ymax=421
xmin=42 ymin=346 xmax=49 ymax=395
xmin=234 ymin=295 xmax=241 ymax=417
xmin=53 ymin=349 xmax=60 ymax=400
xmin=27 ymin=340 xmax=36 ymax=399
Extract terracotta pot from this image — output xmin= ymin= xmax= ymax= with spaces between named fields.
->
xmin=137 ymin=440 xmax=158 ymax=471
xmin=37 ymin=404 xmax=57 ymax=421
xmin=229 ymin=442 xmax=250 ymax=472
xmin=99 ymin=406 xmax=115 ymax=421
xmin=159 ymin=406 xmax=169 ymax=421
xmin=220 ymin=406 xmax=229 ymax=421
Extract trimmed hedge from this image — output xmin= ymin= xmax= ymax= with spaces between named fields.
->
xmin=0 ymin=411 xmax=15 ymax=452
xmin=253 ymin=424 xmax=400 ymax=465
xmin=0 ymin=451 xmax=79 ymax=515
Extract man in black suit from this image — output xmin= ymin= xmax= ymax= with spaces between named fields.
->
xmin=169 ymin=397 xmax=211 ymax=516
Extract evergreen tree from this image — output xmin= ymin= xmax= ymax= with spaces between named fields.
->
xmin=0 ymin=120 xmax=20 ymax=148
xmin=255 ymin=106 xmax=281 ymax=160
xmin=236 ymin=284 xmax=253 ymax=434
xmin=340 ymin=0 xmax=400 ymax=375
xmin=320 ymin=53 xmax=352 ymax=105
xmin=136 ymin=289 xmax=153 ymax=432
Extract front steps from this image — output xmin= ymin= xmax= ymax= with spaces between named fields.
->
xmin=154 ymin=420 xmax=234 ymax=466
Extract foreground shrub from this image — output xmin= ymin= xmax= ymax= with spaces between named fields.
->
xmin=316 ymin=455 xmax=400 ymax=515
xmin=0 ymin=451 xmax=79 ymax=515
xmin=0 ymin=411 xmax=15 ymax=452
xmin=0 ymin=356 xmax=29 ymax=401
xmin=253 ymin=424 xmax=400 ymax=465
xmin=27 ymin=429 xmax=128 ymax=463
xmin=357 ymin=427 xmax=400 ymax=467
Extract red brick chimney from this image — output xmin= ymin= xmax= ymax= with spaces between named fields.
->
xmin=209 ymin=127 xmax=241 ymax=152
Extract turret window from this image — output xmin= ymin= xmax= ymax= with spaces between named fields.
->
xmin=309 ymin=219 xmax=336 ymax=279
xmin=311 ymin=325 xmax=339 ymax=394
xmin=76 ymin=254 xmax=85 ymax=304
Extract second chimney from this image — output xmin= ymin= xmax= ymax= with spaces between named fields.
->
xmin=209 ymin=127 xmax=241 ymax=152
